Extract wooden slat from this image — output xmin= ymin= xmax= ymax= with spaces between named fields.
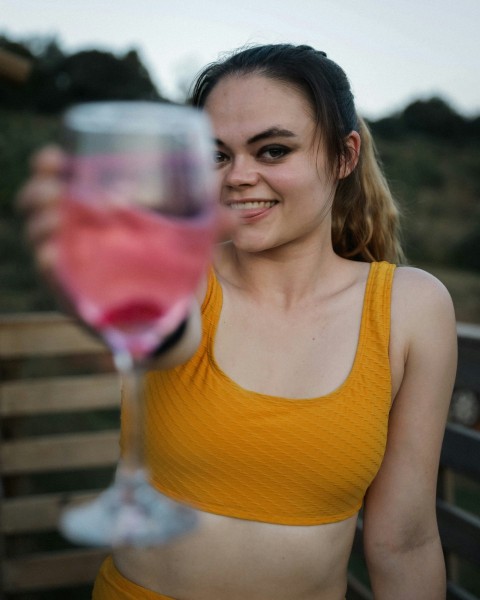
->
xmin=0 ymin=373 xmax=120 ymax=416
xmin=457 ymin=322 xmax=480 ymax=341
xmin=456 ymin=322 xmax=480 ymax=395
xmin=0 ymin=430 xmax=120 ymax=475
xmin=1 ymin=490 xmax=101 ymax=534
xmin=437 ymin=498 xmax=480 ymax=566
xmin=346 ymin=574 xmax=373 ymax=600
xmin=2 ymin=548 xmax=108 ymax=592
xmin=447 ymin=581 xmax=480 ymax=600
xmin=440 ymin=423 xmax=480 ymax=478
xmin=0 ymin=48 xmax=33 ymax=84
xmin=0 ymin=312 xmax=106 ymax=358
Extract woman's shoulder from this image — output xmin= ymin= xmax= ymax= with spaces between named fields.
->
xmin=391 ymin=264 xmax=456 ymax=345
xmin=392 ymin=264 xmax=454 ymax=308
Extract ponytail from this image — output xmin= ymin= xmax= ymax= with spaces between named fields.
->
xmin=332 ymin=117 xmax=405 ymax=264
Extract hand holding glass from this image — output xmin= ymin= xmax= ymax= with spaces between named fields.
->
xmin=54 ymin=102 xmax=217 ymax=547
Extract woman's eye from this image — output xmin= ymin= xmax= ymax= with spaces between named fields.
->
xmin=213 ymin=151 xmax=228 ymax=165
xmin=260 ymin=146 xmax=291 ymax=160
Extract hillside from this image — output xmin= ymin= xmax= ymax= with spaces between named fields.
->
xmin=370 ymin=116 xmax=480 ymax=323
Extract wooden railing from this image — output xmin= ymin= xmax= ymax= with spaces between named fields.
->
xmin=1 ymin=313 xmax=479 ymax=599
xmin=437 ymin=323 xmax=480 ymax=600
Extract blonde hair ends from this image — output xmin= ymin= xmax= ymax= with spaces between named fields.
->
xmin=332 ymin=117 xmax=405 ymax=264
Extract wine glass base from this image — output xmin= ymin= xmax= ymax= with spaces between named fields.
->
xmin=59 ymin=468 xmax=198 ymax=547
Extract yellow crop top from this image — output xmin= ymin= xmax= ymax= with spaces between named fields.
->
xmin=136 ymin=261 xmax=395 ymax=526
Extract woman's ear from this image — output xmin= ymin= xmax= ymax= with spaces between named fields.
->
xmin=339 ymin=131 xmax=361 ymax=179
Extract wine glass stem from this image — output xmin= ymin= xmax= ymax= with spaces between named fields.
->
xmin=114 ymin=351 xmax=145 ymax=474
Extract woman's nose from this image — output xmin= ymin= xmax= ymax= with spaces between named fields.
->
xmin=224 ymin=157 xmax=259 ymax=188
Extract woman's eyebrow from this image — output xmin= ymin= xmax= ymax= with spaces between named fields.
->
xmin=214 ymin=127 xmax=297 ymax=147
xmin=247 ymin=127 xmax=296 ymax=144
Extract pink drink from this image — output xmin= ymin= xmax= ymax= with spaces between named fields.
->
xmin=55 ymin=195 xmax=216 ymax=360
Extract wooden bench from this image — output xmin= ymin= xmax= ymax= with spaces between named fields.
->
xmin=1 ymin=313 xmax=480 ymax=599
xmin=0 ymin=313 xmax=120 ymax=599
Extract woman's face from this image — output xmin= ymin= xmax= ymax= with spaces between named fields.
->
xmin=204 ymin=74 xmax=338 ymax=254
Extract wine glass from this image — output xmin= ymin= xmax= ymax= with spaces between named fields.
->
xmin=53 ymin=101 xmax=217 ymax=547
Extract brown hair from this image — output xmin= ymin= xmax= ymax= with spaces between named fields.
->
xmin=333 ymin=117 xmax=405 ymax=263
xmin=190 ymin=44 xmax=405 ymax=264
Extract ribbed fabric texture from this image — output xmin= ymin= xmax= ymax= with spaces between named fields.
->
xmin=93 ymin=557 xmax=175 ymax=599
xmin=135 ymin=261 xmax=395 ymax=526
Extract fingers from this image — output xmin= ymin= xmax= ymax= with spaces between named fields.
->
xmin=19 ymin=180 xmax=61 ymax=275
xmin=24 ymin=196 xmax=61 ymax=243
xmin=17 ymin=146 xmax=66 ymax=213
xmin=16 ymin=145 xmax=66 ymax=275
xmin=30 ymin=145 xmax=67 ymax=176
xmin=35 ymin=236 xmax=60 ymax=274
xmin=17 ymin=176 xmax=63 ymax=217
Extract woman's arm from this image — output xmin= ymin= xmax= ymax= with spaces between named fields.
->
xmin=362 ymin=267 xmax=457 ymax=600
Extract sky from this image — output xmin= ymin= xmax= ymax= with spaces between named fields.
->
xmin=1 ymin=0 xmax=479 ymax=120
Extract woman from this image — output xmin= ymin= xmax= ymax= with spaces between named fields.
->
xmin=20 ymin=44 xmax=457 ymax=600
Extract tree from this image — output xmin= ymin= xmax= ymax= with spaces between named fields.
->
xmin=401 ymin=97 xmax=467 ymax=139
xmin=0 ymin=34 xmax=165 ymax=113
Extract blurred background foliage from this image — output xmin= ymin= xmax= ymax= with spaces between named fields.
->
xmin=1 ymin=34 xmax=479 ymax=321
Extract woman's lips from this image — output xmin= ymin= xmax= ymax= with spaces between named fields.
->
xmin=227 ymin=200 xmax=278 ymax=220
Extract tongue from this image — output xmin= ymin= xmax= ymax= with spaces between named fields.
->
xmin=237 ymin=204 xmax=274 ymax=218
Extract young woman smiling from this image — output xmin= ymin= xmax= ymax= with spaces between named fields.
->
xmin=19 ymin=44 xmax=457 ymax=600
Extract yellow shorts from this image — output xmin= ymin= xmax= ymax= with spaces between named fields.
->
xmin=92 ymin=555 xmax=176 ymax=599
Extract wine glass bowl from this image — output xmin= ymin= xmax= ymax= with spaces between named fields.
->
xmin=57 ymin=101 xmax=216 ymax=360
xmin=54 ymin=101 xmax=217 ymax=547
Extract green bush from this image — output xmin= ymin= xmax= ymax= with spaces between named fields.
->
xmin=0 ymin=109 xmax=60 ymax=311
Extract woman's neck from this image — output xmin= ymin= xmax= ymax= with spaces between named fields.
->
xmin=215 ymin=239 xmax=349 ymax=310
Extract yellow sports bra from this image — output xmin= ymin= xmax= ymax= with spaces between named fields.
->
xmin=136 ymin=261 xmax=395 ymax=526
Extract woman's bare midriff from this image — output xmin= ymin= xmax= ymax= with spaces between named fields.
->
xmin=114 ymin=508 xmax=358 ymax=600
